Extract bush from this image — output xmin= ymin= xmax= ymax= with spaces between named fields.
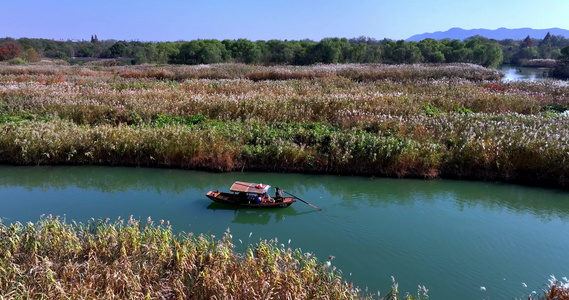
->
xmin=552 ymin=46 xmax=569 ymax=79
xmin=8 ymin=57 xmax=27 ymax=65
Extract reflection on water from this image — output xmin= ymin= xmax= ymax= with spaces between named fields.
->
xmin=0 ymin=165 xmax=213 ymax=193
xmin=3 ymin=166 xmax=567 ymax=222
xmin=1 ymin=165 xmax=569 ymax=299
xmin=498 ymin=65 xmax=551 ymax=81
xmin=206 ymin=202 xmax=313 ymax=225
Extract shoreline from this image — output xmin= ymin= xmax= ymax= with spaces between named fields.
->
xmin=1 ymin=159 xmax=567 ymax=191
xmin=1 ymin=63 xmax=568 ymax=190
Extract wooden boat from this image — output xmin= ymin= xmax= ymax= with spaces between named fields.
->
xmin=206 ymin=181 xmax=295 ymax=208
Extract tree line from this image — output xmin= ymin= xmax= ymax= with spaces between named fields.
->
xmin=1 ymin=33 xmax=569 ymax=73
xmin=499 ymin=33 xmax=569 ymax=64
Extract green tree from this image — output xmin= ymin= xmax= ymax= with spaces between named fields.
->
xmin=310 ymin=38 xmax=350 ymax=64
xmin=175 ymin=40 xmax=202 ymax=64
xmin=515 ymin=46 xmax=539 ymax=62
xmin=109 ymin=41 xmax=128 ymax=58
xmin=142 ymin=43 xmax=159 ymax=63
xmin=499 ymin=39 xmax=519 ymax=64
xmin=418 ymin=38 xmax=445 ymax=63
xmin=156 ymin=42 xmax=181 ymax=64
xmin=549 ymin=35 xmax=569 ymax=49
xmin=293 ymin=39 xmax=316 ymax=65
xmin=538 ymin=32 xmax=559 ymax=59
xmin=130 ymin=43 xmax=150 ymax=65
xmin=175 ymin=40 xmax=229 ymax=64
xmin=442 ymin=39 xmax=470 ymax=63
xmin=383 ymin=40 xmax=423 ymax=64
xmin=263 ymin=40 xmax=297 ymax=64
xmin=76 ymin=43 xmax=95 ymax=57
xmin=465 ymin=36 xmax=503 ymax=68
xmin=38 ymin=40 xmax=72 ymax=59
xmin=345 ymin=43 xmax=367 ymax=63
xmin=539 ymin=32 xmax=552 ymax=46
xmin=521 ymin=35 xmax=534 ymax=48
xmin=17 ymin=38 xmax=44 ymax=52
xmin=343 ymin=42 xmax=383 ymax=63
xmin=199 ymin=43 xmax=223 ymax=63
xmin=224 ymin=39 xmax=262 ymax=64
xmin=362 ymin=45 xmax=382 ymax=63
xmin=552 ymin=46 xmax=569 ymax=78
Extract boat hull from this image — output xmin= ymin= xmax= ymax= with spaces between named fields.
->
xmin=206 ymin=191 xmax=295 ymax=208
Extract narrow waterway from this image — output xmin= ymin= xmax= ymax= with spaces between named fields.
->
xmin=1 ymin=166 xmax=568 ymax=299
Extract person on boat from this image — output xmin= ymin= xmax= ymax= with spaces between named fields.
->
xmin=238 ymin=192 xmax=247 ymax=203
xmin=262 ymin=192 xmax=273 ymax=203
xmin=275 ymin=187 xmax=283 ymax=202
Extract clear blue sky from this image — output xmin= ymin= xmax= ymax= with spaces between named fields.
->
xmin=3 ymin=0 xmax=569 ymax=42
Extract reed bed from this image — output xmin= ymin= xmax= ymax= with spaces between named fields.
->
xmin=528 ymin=276 xmax=569 ymax=300
xmin=0 ymin=216 xmax=370 ymax=299
xmin=0 ymin=62 xmax=503 ymax=82
xmin=1 ymin=216 xmax=565 ymax=299
xmin=1 ymin=63 xmax=568 ymax=298
xmin=1 ymin=114 xmax=568 ymax=186
xmin=1 ymin=63 xmax=569 ymax=187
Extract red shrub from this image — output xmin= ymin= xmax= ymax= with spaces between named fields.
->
xmin=0 ymin=42 xmax=22 ymax=61
xmin=483 ymin=83 xmax=508 ymax=91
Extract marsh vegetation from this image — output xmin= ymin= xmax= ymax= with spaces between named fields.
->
xmin=1 ymin=63 xmax=568 ymax=188
xmin=0 ymin=216 xmax=370 ymax=299
xmin=1 ymin=63 xmax=569 ymax=298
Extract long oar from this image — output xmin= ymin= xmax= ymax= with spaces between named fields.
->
xmin=283 ymin=190 xmax=322 ymax=211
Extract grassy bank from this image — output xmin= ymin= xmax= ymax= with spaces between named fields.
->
xmin=1 ymin=63 xmax=569 ymax=187
xmin=0 ymin=216 xmax=437 ymax=300
xmin=0 ymin=216 xmax=372 ymax=299
xmin=1 ymin=217 xmax=565 ymax=299
xmin=0 ymin=62 xmax=503 ymax=82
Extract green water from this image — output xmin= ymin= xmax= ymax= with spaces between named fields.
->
xmin=1 ymin=166 xmax=568 ymax=299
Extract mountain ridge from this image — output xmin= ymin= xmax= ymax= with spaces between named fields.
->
xmin=406 ymin=27 xmax=569 ymax=41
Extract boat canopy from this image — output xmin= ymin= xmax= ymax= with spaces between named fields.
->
xmin=230 ymin=181 xmax=271 ymax=194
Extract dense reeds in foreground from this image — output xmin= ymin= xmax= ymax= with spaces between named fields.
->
xmin=1 ymin=63 xmax=568 ymax=298
xmin=0 ymin=217 xmax=565 ymax=300
xmin=534 ymin=276 xmax=569 ymax=300
xmin=0 ymin=216 xmax=365 ymax=299
xmin=0 ymin=63 xmax=568 ymax=188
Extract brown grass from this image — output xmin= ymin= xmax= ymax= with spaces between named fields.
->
xmin=0 ymin=216 xmax=367 ymax=299
xmin=0 ymin=63 xmax=568 ymax=187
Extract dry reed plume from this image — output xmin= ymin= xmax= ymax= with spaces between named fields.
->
xmin=0 ymin=63 xmax=568 ymax=188
xmin=0 ymin=216 xmax=368 ymax=299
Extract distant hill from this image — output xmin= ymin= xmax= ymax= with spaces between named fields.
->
xmin=406 ymin=27 xmax=569 ymax=41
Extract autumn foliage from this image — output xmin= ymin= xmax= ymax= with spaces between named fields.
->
xmin=0 ymin=41 xmax=22 ymax=61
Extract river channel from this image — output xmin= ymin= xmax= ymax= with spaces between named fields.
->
xmin=1 ymin=166 xmax=568 ymax=299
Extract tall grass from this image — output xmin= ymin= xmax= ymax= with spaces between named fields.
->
xmin=1 ymin=216 xmax=564 ymax=299
xmin=1 ymin=113 xmax=567 ymax=186
xmin=528 ymin=276 xmax=569 ymax=300
xmin=0 ymin=216 xmax=370 ymax=299
xmin=1 ymin=63 xmax=567 ymax=298
xmin=0 ymin=62 xmax=503 ymax=82
xmin=1 ymin=63 xmax=568 ymax=187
